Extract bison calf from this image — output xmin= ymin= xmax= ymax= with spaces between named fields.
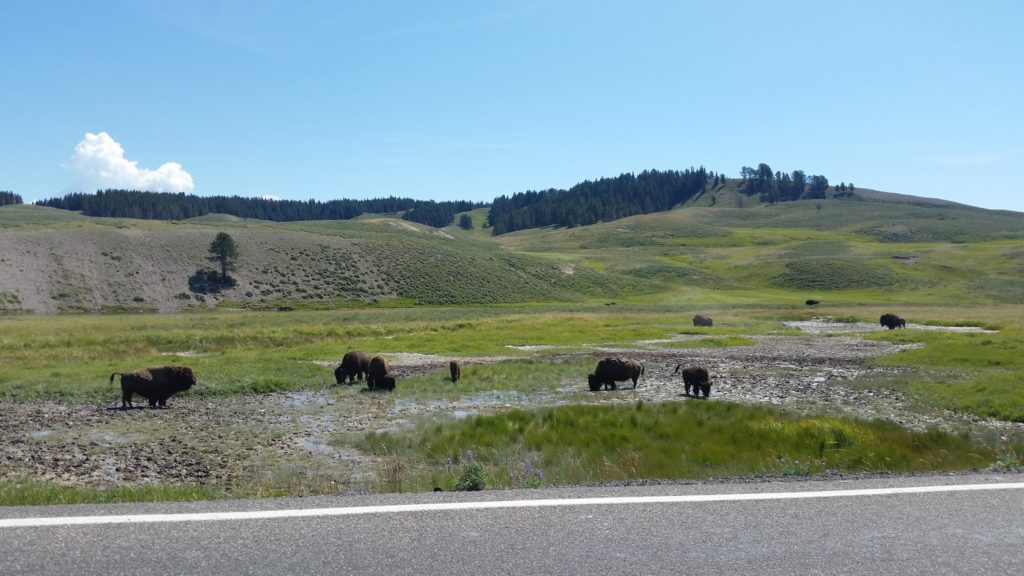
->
xmin=672 ymin=364 xmax=711 ymax=398
xmin=450 ymin=360 xmax=461 ymax=382
xmin=112 ymin=365 xmax=196 ymax=409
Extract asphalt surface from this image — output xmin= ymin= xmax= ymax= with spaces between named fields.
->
xmin=2 ymin=473 xmax=1022 ymax=575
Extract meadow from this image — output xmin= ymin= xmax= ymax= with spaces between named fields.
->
xmin=2 ymin=196 xmax=1023 ymax=503
xmin=2 ymin=301 xmax=1022 ymax=504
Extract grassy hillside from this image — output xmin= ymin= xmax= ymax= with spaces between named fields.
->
xmin=0 ymin=206 xmax=650 ymax=313
xmin=497 ymin=196 xmax=1024 ymax=306
xmin=2 ymin=193 xmax=1023 ymax=313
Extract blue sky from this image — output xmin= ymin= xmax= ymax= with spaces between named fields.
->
xmin=2 ymin=0 xmax=1022 ymax=211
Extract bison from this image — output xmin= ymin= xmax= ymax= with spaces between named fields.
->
xmin=111 ymin=365 xmax=196 ymax=409
xmin=367 ymin=355 xmax=395 ymax=390
xmin=450 ymin=360 xmax=461 ymax=382
xmin=335 ymin=350 xmax=371 ymax=385
xmin=805 ymin=299 xmax=820 ymax=306
xmin=673 ymin=364 xmax=711 ymax=398
xmin=692 ymin=314 xmax=713 ymax=327
xmin=880 ymin=313 xmax=906 ymax=330
xmin=588 ymin=357 xmax=644 ymax=391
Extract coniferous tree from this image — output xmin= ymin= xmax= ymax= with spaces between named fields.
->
xmin=207 ymin=232 xmax=239 ymax=279
xmin=0 ymin=191 xmax=23 ymax=206
xmin=36 ymin=189 xmax=484 ymax=225
xmin=805 ymin=175 xmax=830 ymax=199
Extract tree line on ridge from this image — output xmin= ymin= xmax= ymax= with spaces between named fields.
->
xmin=30 ymin=163 xmax=840 ymax=233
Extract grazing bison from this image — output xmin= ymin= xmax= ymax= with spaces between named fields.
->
xmin=587 ymin=357 xmax=644 ymax=391
xmin=450 ymin=360 xmax=461 ymax=382
xmin=692 ymin=314 xmax=713 ymax=327
xmin=880 ymin=313 xmax=906 ymax=330
xmin=673 ymin=364 xmax=711 ymax=398
xmin=335 ymin=350 xmax=371 ymax=385
xmin=367 ymin=355 xmax=395 ymax=390
xmin=111 ymin=365 xmax=196 ymax=409
xmin=805 ymin=299 xmax=820 ymax=306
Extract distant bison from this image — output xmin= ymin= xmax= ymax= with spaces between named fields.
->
xmin=692 ymin=314 xmax=713 ymax=327
xmin=450 ymin=360 xmax=461 ymax=382
xmin=588 ymin=357 xmax=644 ymax=391
xmin=111 ymin=365 xmax=196 ymax=409
xmin=805 ymin=299 xmax=820 ymax=306
xmin=880 ymin=313 xmax=906 ymax=330
xmin=367 ymin=355 xmax=395 ymax=390
xmin=673 ymin=364 xmax=711 ymax=398
xmin=335 ymin=350 xmax=371 ymax=385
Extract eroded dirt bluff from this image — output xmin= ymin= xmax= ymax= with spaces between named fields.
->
xmin=1 ymin=322 xmax=1016 ymax=490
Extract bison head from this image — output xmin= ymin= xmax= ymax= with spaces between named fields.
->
xmin=171 ymin=366 xmax=197 ymax=391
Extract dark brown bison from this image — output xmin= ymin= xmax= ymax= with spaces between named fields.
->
xmin=335 ymin=350 xmax=371 ymax=385
xmin=367 ymin=355 xmax=395 ymax=390
xmin=805 ymin=299 xmax=820 ymax=306
xmin=673 ymin=364 xmax=711 ymax=398
xmin=378 ymin=375 xmax=397 ymax=390
xmin=588 ymin=357 xmax=644 ymax=391
xmin=692 ymin=314 xmax=713 ymax=327
xmin=880 ymin=313 xmax=906 ymax=330
xmin=450 ymin=360 xmax=461 ymax=382
xmin=111 ymin=365 xmax=196 ymax=409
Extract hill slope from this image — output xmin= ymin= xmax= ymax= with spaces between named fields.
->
xmin=2 ymin=192 xmax=1023 ymax=313
xmin=0 ymin=209 xmax=649 ymax=313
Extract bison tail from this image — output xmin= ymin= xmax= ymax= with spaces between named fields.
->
xmin=672 ymin=364 xmax=681 ymax=375
xmin=109 ymin=372 xmax=121 ymax=385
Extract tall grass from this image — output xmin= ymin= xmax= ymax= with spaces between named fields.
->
xmin=0 ymin=479 xmax=222 ymax=506
xmin=864 ymin=328 xmax=1024 ymax=422
xmin=349 ymin=401 xmax=1006 ymax=492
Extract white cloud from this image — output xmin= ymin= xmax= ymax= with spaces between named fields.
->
xmin=66 ymin=132 xmax=195 ymax=193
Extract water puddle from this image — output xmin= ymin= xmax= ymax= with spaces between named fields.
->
xmin=784 ymin=318 xmax=997 ymax=334
xmin=279 ymin=391 xmax=333 ymax=408
xmin=392 ymin=390 xmax=565 ymax=419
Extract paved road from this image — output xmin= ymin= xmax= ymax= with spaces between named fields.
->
xmin=2 ymin=474 xmax=1022 ymax=575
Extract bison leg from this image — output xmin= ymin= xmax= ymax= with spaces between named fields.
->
xmin=699 ymin=382 xmax=711 ymax=398
xmin=121 ymin=391 xmax=133 ymax=410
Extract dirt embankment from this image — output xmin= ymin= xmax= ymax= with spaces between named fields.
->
xmin=1 ymin=323 xmax=1018 ymax=491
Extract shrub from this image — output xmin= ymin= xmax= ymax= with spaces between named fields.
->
xmin=454 ymin=462 xmax=486 ymax=491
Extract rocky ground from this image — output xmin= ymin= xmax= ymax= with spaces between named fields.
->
xmin=1 ymin=320 xmax=1018 ymax=494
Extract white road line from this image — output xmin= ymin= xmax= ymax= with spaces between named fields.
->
xmin=2 ymin=482 xmax=1022 ymax=529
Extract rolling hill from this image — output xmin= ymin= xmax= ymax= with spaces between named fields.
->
xmin=1 ymin=190 xmax=1023 ymax=314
